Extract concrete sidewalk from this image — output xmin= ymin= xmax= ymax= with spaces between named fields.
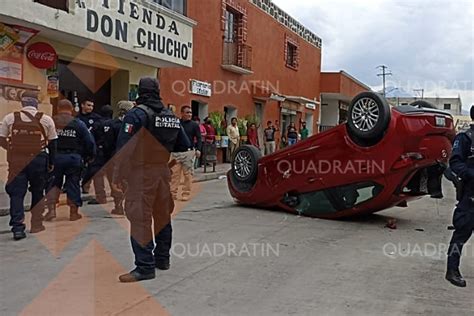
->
xmin=0 ymin=163 xmax=231 ymax=216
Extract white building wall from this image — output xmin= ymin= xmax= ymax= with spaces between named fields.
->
xmin=387 ymin=97 xmax=462 ymax=115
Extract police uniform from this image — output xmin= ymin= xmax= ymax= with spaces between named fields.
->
xmin=0 ymin=93 xmax=58 ymax=239
xmin=113 ymin=78 xmax=190 ymax=282
xmin=44 ymin=111 xmax=96 ymax=221
xmin=446 ymin=106 xmax=474 ymax=287
xmin=101 ymin=101 xmax=134 ymax=215
xmin=77 ymin=110 xmax=105 ymax=194
xmin=86 ymin=105 xmax=113 ymax=204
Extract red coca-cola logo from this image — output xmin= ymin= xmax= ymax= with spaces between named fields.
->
xmin=27 ymin=42 xmax=57 ymax=69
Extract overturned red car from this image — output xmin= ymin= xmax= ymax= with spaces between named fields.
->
xmin=227 ymin=92 xmax=456 ymax=219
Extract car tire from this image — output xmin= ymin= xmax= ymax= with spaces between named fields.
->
xmin=410 ymin=100 xmax=436 ymax=109
xmin=231 ymin=145 xmax=261 ymax=184
xmin=347 ymin=92 xmax=391 ymax=142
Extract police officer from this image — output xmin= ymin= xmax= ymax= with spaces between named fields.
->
xmin=112 ymin=78 xmax=190 ymax=283
xmin=76 ymin=99 xmax=103 ymax=194
xmin=44 ymin=100 xmax=96 ymax=222
xmin=87 ymin=105 xmax=113 ymax=205
xmin=0 ymin=91 xmax=58 ymax=240
xmin=446 ymin=105 xmax=474 ymax=287
xmin=101 ymin=100 xmax=134 ymax=215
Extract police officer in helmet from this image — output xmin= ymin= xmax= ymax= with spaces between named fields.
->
xmin=113 ymin=77 xmax=190 ymax=282
xmin=0 ymin=91 xmax=58 ymax=240
xmin=44 ymin=99 xmax=96 ymax=222
xmin=446 ymin=105 xmax=474 ymax=287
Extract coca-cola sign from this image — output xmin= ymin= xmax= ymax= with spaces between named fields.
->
xmin=26 ymin=42 xmax=57 ymax=69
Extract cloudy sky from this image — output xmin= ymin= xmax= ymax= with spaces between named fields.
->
xmin=272 ymin=0 xmax=474 ymax=112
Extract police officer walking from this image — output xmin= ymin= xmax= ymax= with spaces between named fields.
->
xmin=0 ymin=91 xmax=58 ymax=240
xmin=44 ymin=100 xmax=96 ymax=222
xmin=87 ymin=105 xmax=113 ymax=205
xmin=112 ymin=78 xmax=190 ymax=283
xmin=446 ymin=105 xmax=474 ymax=287
xmin=101 ymin=100 xmax=134 ymax=215
xmin=76 ymin=98 xmax=103 ymax=194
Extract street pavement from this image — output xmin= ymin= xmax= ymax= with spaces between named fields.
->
xmin=0 ymin=179 xmax=473 ymax=315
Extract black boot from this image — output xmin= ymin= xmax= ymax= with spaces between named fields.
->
xmin=69 ymin=205 xmax=83 ymax=221
xmin=446 ymin=269 xmax=467 ymax=287
xmin=44 ymin=205 xmax=57 ymax=222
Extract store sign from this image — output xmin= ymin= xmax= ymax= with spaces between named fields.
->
xmin=80 ymin=0 xmax=193 ymax=67
xmin=306 ymin=103 xmax=316 ymax=110
xmin=27 ymin=42 xmax=57 ymax=69
xmin=190 ymin=80 xmax=212 ymax=97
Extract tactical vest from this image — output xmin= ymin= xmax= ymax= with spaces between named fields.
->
xmin=55 ymin=115 xmax=82 ymax=154
xmin=466 ymin=128 xmax=474 ymax=156
xmin=9 ymin=111 xmax=46 ymax=159
xmin=134 ymin=105 xmax=180 ymax=164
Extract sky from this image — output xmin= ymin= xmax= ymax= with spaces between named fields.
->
xmin=272 ymin=0 xmax=474 ymax=113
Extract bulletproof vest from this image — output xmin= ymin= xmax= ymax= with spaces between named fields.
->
xmin=9 ymin=111 xmax=46 ymax=158
xmin=135 ymin=105 xmax=180 ymax=164
xmin=54 ymin=115 xmax=82 ymax=153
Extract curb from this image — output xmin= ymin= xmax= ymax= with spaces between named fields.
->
xmin=0 ymin=171 xmax=229 ymax=217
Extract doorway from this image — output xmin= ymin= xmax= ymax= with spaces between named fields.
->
xmin=56 ymin=60 xmax=111 ymax=115
xmin=191 ymin=100 xmax=209 ymax=121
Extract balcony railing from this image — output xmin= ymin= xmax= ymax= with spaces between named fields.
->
xmin=222 ymin=42 xmax=253 ymax=74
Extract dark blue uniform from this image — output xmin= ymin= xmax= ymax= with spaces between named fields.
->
xmin=46 ymin=113 xmax=96 ymax=210
xmin=77 ymin=111 xmax=105 ymax=193
xmin=447 ymin=125 xmax=474 ymax=270
xmin=114 ymin=78 xmax=190 ymax=279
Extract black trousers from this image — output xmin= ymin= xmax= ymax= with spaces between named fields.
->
xmin=447 ymin=197 xmax=474 ymax=270
xmin=124 ymin=164 xmax=175 ymax=274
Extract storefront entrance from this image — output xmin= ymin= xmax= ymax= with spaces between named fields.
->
xmin=55 ymin=60 xmax=111 ymax=114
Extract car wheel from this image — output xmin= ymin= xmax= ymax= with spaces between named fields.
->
xmin=347 ymin=92 xmax=391 ymax=142
xmin=410 ymin=100 xmax=436 ymax=109
xmin=231 ymin=145 xmax=261 ymax=184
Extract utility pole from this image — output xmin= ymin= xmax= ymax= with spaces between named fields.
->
xmin=413 ymin=89 xmax=424 ymax=99
xmin=377 ymin=65 xmax=392 ymax=97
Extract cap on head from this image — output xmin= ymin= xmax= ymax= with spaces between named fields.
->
xmin=118 ymin=100 xmax=134 ymax=112
xmin=21 ymin=90 xmax=39 ymax=108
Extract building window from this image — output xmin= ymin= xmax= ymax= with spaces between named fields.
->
xmin=224 ymin=9 xmax=239 ymax=44
xmin=286 ymin=42 xmax=298 ymax=69
xmin=444 ymin=104 xmax=451 ymax=110
xmin=152 ymin=0 xmax=187 ymax=16
xmin=34 ymin=0 xmax=69 ymax=12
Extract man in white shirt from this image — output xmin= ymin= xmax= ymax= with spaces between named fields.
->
xmin=0 ymin=91 xmax=58 ymax=240
xmin=226 ymin=117 xmax=240 ymax=161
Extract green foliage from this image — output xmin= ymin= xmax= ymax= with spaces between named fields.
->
xmin=237 ymin=118 xmax=248 ymax=135
xmin=245 ymin=114 xmax=260 ymax=127
xmin=209 ymin=111 xmax=224 ymax=136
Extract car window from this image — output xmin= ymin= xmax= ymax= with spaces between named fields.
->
xmin=292 ymin=182 xmax=383 ymax=216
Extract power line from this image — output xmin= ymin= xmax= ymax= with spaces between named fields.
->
xmin=377 ymin=65 xmax=392 ymax=97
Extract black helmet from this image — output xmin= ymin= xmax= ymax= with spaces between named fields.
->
xmin=470 ymin=105 xmax=474 ymax=121
xmin=100 ymin=104 xmax=113 ymax=118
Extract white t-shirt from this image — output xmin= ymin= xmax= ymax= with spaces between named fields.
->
xmin=0 ymin=106 xmax=58 ymax=141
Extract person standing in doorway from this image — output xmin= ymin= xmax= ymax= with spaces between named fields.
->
xmin=300 ymin=121 xmax=309 ymax=140
xmin=247 ymin=123 xmax=260 ymax=149
xmin=287 ymin=122 xmax=298 ymax=146
xmin=227 ymin=117 xmax=240 ymax=161
xmin=264 ymin=121 xmax=277 ymax=155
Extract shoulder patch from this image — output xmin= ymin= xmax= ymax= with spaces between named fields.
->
xmin=124 ymin=123 xmax=134 ymax=134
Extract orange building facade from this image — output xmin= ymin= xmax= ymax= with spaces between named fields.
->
xmin=159 ymin=0 xmax=322 ymax=140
